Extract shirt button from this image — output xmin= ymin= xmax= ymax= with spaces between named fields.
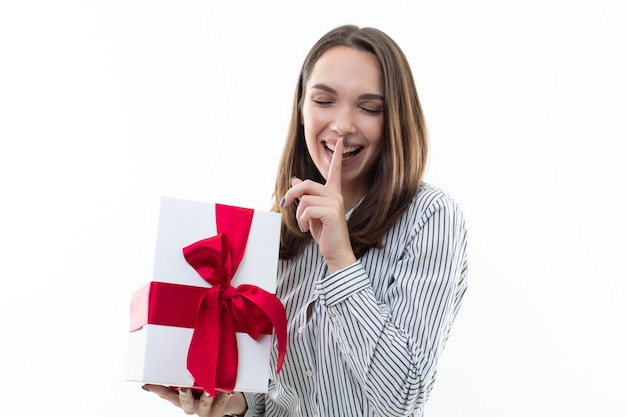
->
xmin=306 ymin=370 xmax=313 ymax=377
xmin=297 ymin=326 xmax=304 ymax=334
xmin=331 ymin=315 xmax=339 ymax=324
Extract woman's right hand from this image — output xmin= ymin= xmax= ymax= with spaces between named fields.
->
xmin=142 ymin=384 xmax=247 ymax=416
xmin=280 ymin=137 xmax=357 ymax=274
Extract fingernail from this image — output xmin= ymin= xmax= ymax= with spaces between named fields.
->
xmin=290 ymin=176 xmax=297 ymax=183
xmin=343 ymin=136 xmax=347 ymax=146
xmin=279 ymin=196 xmax=286 ymax=208
xmin=179 ymin=388 xmax=187 ymax=394
xmin=298 ymin=222 xmax=304 ymax=233
xmin=142 ymin=385 xmax=150 ymax=392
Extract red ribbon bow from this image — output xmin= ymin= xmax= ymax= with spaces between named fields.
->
xmin=183 ymin=204 xmax=287 ymax=396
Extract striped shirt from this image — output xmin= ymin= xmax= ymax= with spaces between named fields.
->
xmin=244 ymin=183 xmax=468 ymax=416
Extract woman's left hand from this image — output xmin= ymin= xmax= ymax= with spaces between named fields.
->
xmin=142 ymin=385 xmax=246 ymax=417
xmin=281 ymin=138 xmax=357 ymax=274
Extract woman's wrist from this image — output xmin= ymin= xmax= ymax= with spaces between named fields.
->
xmin=326 ymin=251 xmax=357 ymax=275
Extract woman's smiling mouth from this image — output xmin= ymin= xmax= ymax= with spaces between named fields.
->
xmin=324 ymin=141 xmax=363 ymax=159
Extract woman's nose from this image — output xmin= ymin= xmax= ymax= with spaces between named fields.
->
xmin=330 ymin=106 xmax=356 ymax=136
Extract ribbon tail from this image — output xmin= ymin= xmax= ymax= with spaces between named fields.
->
xmin=187 ymin=288 xmax=221 ymax=396
xmin=264 ymin=296 xmax=287 ymax=374
xmin=216 ymin=305 xmax=238 ymax=392
xmin=236 ymin=286 xmax=288 ymax=373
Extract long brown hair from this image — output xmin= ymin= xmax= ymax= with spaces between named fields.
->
xmin=271 ymin=25 xmax=429 ymax=260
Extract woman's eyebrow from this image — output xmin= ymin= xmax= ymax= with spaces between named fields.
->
xmin=310 ymin=83 xmax=337 ymax=95
xmin=359 ymin=93 xmax=384 ymax=101
xmin=310 ymin=83 xmax=384 ymax=101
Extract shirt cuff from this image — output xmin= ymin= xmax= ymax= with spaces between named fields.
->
xmin=315 ymin=261 xmax=370 ymax=307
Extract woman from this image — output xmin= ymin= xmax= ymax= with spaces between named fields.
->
xmin=144 ymin=24 xmax=468 ymax=417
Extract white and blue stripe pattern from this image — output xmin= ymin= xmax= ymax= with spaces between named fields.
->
xmin=243 ymin=183 xmax=468 ymax=417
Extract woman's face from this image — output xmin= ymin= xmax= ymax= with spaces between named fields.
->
xmin=301 ymin=46 xmax=384 ymax=195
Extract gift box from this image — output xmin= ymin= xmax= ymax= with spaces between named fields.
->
xmin=125 ymin=196 xmax=286 ymax=395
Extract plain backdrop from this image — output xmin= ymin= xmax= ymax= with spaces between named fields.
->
xmin=1 ymin=1 xmax=624 ymax=416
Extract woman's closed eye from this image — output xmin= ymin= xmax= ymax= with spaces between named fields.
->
xmin=312 ymin=99 xmax=334 ymax=106
xmin=360 ymin=105 xmax=383 ymax=115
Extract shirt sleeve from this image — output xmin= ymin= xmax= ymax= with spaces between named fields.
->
xmin=242 ymin=392 xmax=265 ymax=416
xmin=314 ymin=194 xmax=468 ymax=415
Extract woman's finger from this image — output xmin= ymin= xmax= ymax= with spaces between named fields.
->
xmin=324 ymin=136 xmax=345 ymax=192
xmin=178 ymin=387 xmax=201 ymax=414
xmin=280 ymin=177 xmax=300 ymax=208
xmin=204 ymin=392 xmax=231 ymax=416
xmin=296 ymin=194 xmax=341 ymax=231
xmin=142 ymin=384 xmax=181 ymax=406
xmin=281 ymin=177 xmax=324 ymax=208
xmin=281 ymin=135 xmax=345 ymax=210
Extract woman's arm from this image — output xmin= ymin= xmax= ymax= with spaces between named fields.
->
xmin=315 ymin=194 xmax=468 ymax=415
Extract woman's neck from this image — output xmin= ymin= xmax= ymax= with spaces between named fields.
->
xmin=342 ymin=184 xmax=365 ymax=214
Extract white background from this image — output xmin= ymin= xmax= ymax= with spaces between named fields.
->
xmin=1 ymin=1 xmax=624 ymax=416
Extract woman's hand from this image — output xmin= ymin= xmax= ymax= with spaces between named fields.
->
xmin=142 ymin=384 xmax=247 ymax=416
xmin=281 ymin=137 xmax=357 ymax=274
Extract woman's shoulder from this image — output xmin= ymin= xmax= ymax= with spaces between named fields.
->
xmin=413 ymin=182 xmax=460 ymax=208
xmin=405 ymin=182 xmax=464 ymax=224
xmin=381 ymin=182 xmax=465 ymax=249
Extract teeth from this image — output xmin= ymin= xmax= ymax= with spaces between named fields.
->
xmin=326 ymin=142 xmax=360 ymax=154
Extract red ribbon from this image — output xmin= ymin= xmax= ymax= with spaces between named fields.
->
xmin=183 ymin=204 xmax=287 ymax=396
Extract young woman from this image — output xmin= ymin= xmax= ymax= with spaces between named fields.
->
xmin=144 ymin=24 xmax=468 ymax=417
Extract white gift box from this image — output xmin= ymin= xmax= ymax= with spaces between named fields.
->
xmin=125 ymin=196 xmax=282 ymax=393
